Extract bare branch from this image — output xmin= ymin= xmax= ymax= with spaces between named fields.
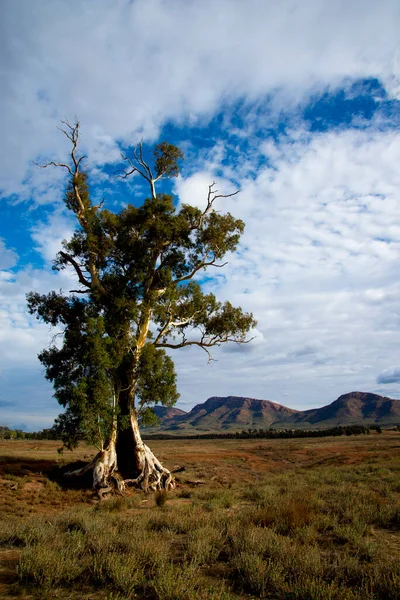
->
xmin=35 ymin=161 xmax=73 ymax=175
xmin=236 ymin=336 xmax=256 ymax=345
xmin=137 ymin=142 xmax=154 ymax=181
xmin=205 ymin=182 xmax=240 ymax=205
xmin=114 ymin=166 xmax=137 ymax=180
xmin=153 ymin=307 xmax=201 ymax=345
xmin=36 ymin=121 xmax=104 ymax=293
xmin=50 ymin=331 xmax=65 ymax=345
xmin=93 ymin=198 xmax=105 ymax=210
xmin=156 ymin=330 xmax=253 ymax=353
xmin=189 ymin=182 xmax=240 ymax=231
xmin=155 ymin=339 xmax=219 ymax=362
xmin=115 ymin=143 xmax=158 ymax=199
xmin=211 ymin=189 xmax=240 ymax=202
xmin=57 ymin=119 xmax=78 ymax=141
xmin=156 ymin=339 xmax=220 ymax=350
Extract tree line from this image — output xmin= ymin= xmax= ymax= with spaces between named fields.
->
xmin=1 ymin=423 xmax=387 ymax=441
xmin=0 ymin=426 xmax=58 ymax=440
xmin=142 ymin=424 xmax=384 ymax=440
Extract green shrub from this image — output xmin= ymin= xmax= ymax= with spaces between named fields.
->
xmin=150 ymin=563 xmax=201 ymax=600
xmin=18 ymin=534 xmax=87 ymax=587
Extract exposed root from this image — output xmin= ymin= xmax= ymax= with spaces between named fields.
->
xmin=125 ymin=444 xmax=175 ymax=492
xmin=63 ymin=410 xmax=174 ymax=497
xmin=65 ymin=447 xmax=125 ymax=499
xmin=64 ymin=443 xmax=174 ymax=496
xmin=110 ymin=471 xmax=126 ymax=494
xmin=64 ymin=452 xmax=101 ymax=478
xmin=98 ymin=485 xmax=113 ymax=501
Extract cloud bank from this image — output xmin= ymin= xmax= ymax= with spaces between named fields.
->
xmin=1 ymin=0 xmax=400 ymax=199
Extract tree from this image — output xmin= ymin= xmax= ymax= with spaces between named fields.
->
xmin=27 ymin=120 xmax=256 ymax=496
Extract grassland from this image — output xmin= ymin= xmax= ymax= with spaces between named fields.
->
xmin=0 ymin=433 xmax=399 ymax=599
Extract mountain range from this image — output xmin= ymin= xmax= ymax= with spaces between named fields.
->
xmin=152 ymin=392 xmax=400 ymax=433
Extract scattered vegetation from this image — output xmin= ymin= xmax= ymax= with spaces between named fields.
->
xmin=0 ymin=434 xmax=399 ymax=599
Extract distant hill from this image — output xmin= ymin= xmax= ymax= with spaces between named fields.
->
xmin=150 ymin=392 xmax=400 ymax=434
xmin=289 ymin=392 xmax=400 ymax=428
xmin=152 ymin=405 xmax=187 ymax=424
xmin=176 ymin=396 xmax=300 ymax=431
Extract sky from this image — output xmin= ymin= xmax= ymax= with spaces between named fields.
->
xmin=1 ymin=0 xmax=400 ymax=430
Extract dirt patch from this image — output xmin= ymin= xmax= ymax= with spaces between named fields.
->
xmin=22 ymin=481 xmax=44 ymax=493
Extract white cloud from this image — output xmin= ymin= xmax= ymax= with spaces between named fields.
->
xmin=172 ymin=127 xmax=400 ymax=409
xmin=0 ymin=265 xmax=70 ymax=367
xmin=30 ymin=210 xmax=75 ymax=263
xmin=0 ymin=248 xmax=78 ymax=429
xmin=1 ymin=0 xmax=400 ymax=200
xmin=0 ymin=239 xmax=18 ymax=269
xmin=377 ymin=367 xmax=400 ymax=384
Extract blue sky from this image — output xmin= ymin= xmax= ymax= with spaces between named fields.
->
xmin=1 ymin=0 xmax=400 ymax=430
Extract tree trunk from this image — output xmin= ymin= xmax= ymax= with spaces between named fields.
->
xmin=66 ymin=309 xmax=175 ymax=496
xmin=64 ymin=418 xmax=125 ymax=498
xmin=115 ymin=308 xmax=175 ymax=492
xmin=65 ymin=410 xmax=174 ymax=496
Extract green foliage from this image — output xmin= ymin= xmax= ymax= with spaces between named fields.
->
xmin=143 ymin=424 xmax=380 ymax=441
xmin=139 ymin=407 xmax=161 ymax=428
xmin=27 ymin=124 xmax=256 ymax=450
xmin=154 ymin=141 xmax=184 ymax=179
xmin=136 ymin=343 xmax=179 ymax=409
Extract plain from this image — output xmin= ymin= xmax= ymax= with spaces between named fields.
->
xmin=0 ymin=433 xmax=399 ymax=599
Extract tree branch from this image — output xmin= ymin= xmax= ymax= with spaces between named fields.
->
xmin=115 ymin=155 xmax=147 ymax=181
xmin=156 ymin=338 xmax=224 ymax=350
xmin=59 ymin=251 xmax=91 ymax=288
xmin=115 ymin=142 xmax=157 ymax=199
xmin=155 ymin=339 xmax=220 ymax=363
xmin=93 ymin=198 xmax=105 ymax=210
xmin=136 ymin=142 xmax=154 ymax=182
xmin=194 ymin=182 xmax=240 ymax=230
xmin=156 ymin=332 xmax=255 ymax=352
xmin=35 ymin=161 xmax=73 ymax=175
xmin=153 ymin=307 xmax=201 ymax=345
xmin=172 ymin=258 xmax=228 ymax=284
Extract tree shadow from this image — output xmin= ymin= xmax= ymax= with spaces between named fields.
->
xmin=0 ymin=455 xmax=93 ymax=490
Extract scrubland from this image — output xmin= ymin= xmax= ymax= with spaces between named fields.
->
xmin=0 ymin=434 xmax=399 ymax=599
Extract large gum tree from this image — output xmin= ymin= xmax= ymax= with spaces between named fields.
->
xmin=27 ymin=121 xmax=256 ymax=496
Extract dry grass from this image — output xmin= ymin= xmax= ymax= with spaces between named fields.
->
xmin=0 ymin=433 xmax=399 ymax=599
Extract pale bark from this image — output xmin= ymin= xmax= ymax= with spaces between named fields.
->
xmin=65 ymin=417 xmax=125 ymax=498
xmin=65 ymin=408 xmax=174 ymax=497
xmin=123 ymin=411 xmax=175 ymax=492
